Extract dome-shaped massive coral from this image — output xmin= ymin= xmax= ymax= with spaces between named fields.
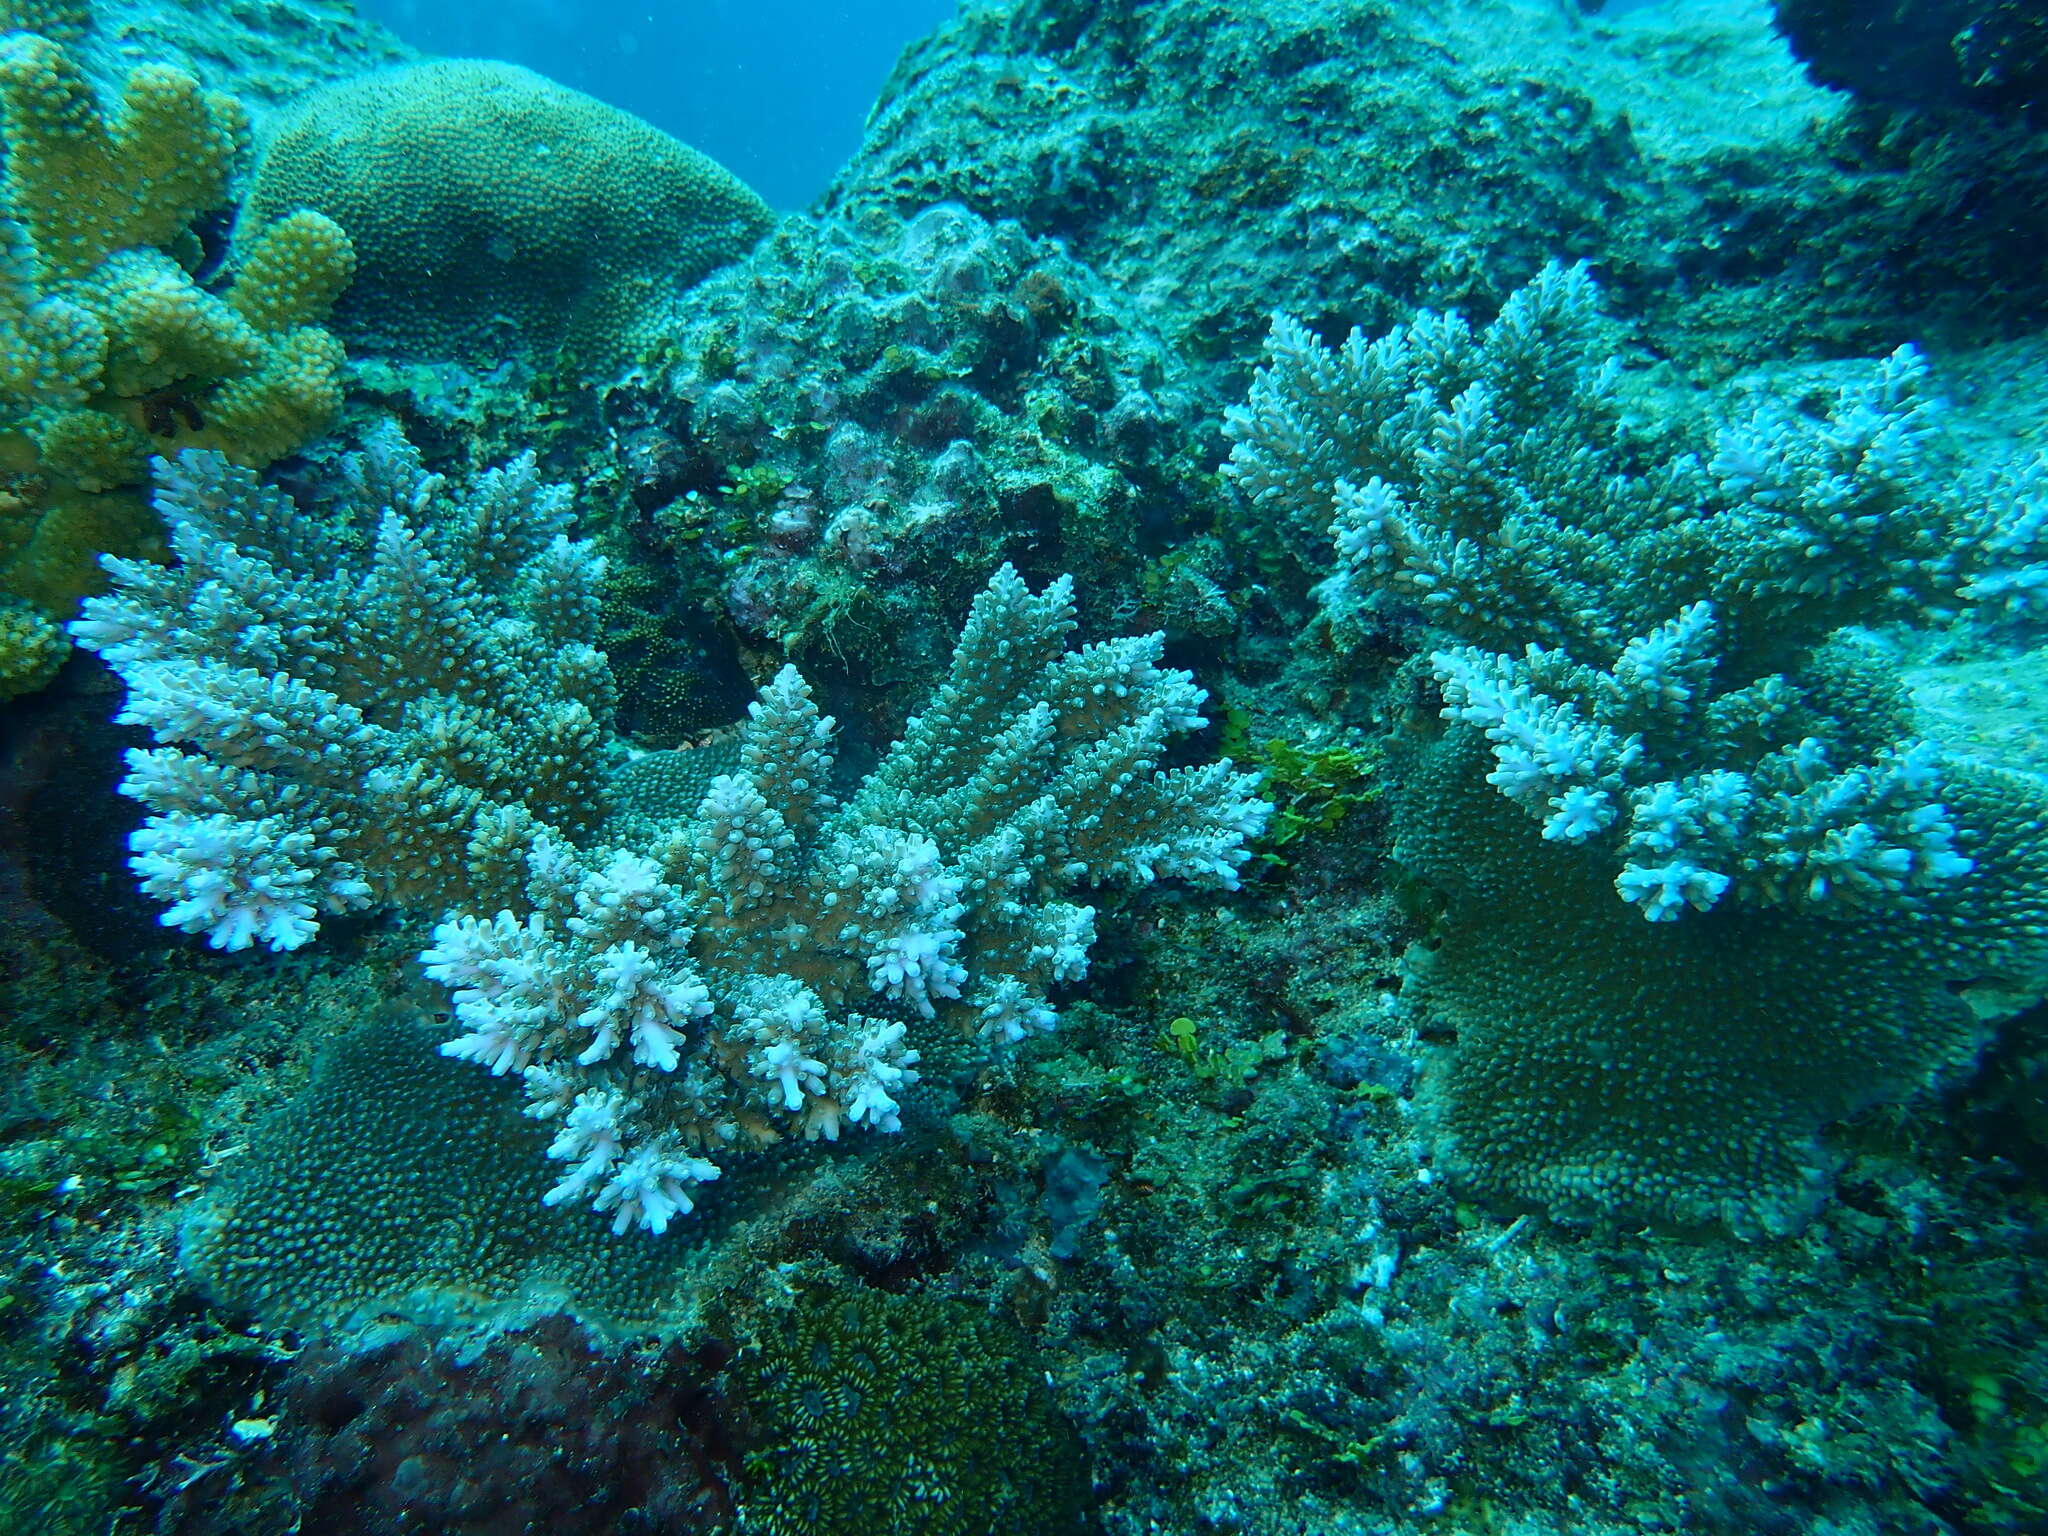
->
xmin=237 ymin=58 xmax=775 ymax=365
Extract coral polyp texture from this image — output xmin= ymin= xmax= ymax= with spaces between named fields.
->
xmin=1228 ymin=263 xmax=2048 ymax=1227
xmin=70 ymin=432 xmax=612 ymax=952
xmin=181 ymin=1014 xmax=700 ymax=1333
xmin=0 ymin=26 xmax=355 ymax=698
xmin=237 ymin=57 xmax=774 ymax=365
xmin=426 ymin=564 xmax=1269 ymax=1232
xmin=724 ymin=1282 xmax=1089 ymax=1535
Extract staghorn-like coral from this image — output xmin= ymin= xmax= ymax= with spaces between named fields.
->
xmin=425 ymin=564 xmax=1269 ymax=1232
xmin=1229 ymin=262 xmax=2040 ymax=921
xmin=237 ymin=58 xmax=772 ymax=366
xmin=76 ymin=440 xmax=1266 ymax=1232
xmin=0 ymin=25 xmax=355 ymax=698
xmin=1227 ymin=263 xmax=2048 ymax=1226
xmin=70 ymin=432 xmax=612 ymax=952
xmin=1228 ymin=262 xmax=2019 ymax=656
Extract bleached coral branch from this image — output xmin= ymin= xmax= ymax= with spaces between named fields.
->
xmin=81 ymin=447 xmax=1268 ymax=1232
xmin=1234 ymin=266 xmax=2010 ymax=927
xmin=1434 ymin=630 xmax=1974 ymax=921
xmin=72 ymin=434 xmax=612 ymax=949
xmin=422 ymin=564 xmax=1268 ymax=1231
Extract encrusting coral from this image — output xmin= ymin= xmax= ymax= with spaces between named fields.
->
xmin=179 ymin=1012 xmax=701 ymax=1332
xmin=1226 ymin=262 xmax=2048 ymax=1228
xmin=723 ymin=1281 xmax=1089 ymax=1535
xmin=0 ymin=22 xmax=354 ymax=698
xmin=76 ymin=434 xmax=1269 ymax=1233
xmin=237 ymin=57 xmax=773 ymax=365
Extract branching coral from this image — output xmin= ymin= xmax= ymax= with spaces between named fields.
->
xmin=1227 ymin=263 xmax=2048 ymax=1226
xmin=425 ymin=565 xmax=1269 ymax=1232
xmin=0 ymin=26 xmax=355 ymax=698
xmin=1227 ymin=263 xmax=2013 ymax=658
xmin=71 ymin=432 xmax=610 ymax=951
xmin=79 ymin=441 xmax=1267 ymax=1231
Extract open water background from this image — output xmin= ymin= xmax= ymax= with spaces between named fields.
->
xmin=355 ymin=0 xmax=957 ymax=208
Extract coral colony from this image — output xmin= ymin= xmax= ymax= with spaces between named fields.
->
xmin=76 ymin=434 xmax=1267 ymax=1230
xmin=11 ymin=0 xmax=2048 ymax=1530
xmin=1227 ymin=263 xmax=2048 ymax=1225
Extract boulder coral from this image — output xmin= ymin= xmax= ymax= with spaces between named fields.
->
xmin=237 ymin=58 xmax=775 ymax=366
xmin=0 ymin=26 xmax=354 ymax=698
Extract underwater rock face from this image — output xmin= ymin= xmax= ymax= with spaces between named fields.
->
xmin=646 ymin=198 xmax=1216 ymax=695
xmin=1773 ymin=0 xmax=2048 ymax=125
xmin=237 ymin=58 xmax=775 ymax=365
xmin=830 ymin=0 xmax=2048 ymax=370
xmin=15 ymin=0 xmax=414 ymax=109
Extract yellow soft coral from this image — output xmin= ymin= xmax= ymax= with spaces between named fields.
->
xmin=0 ymin=25 xmax=355 ymax=697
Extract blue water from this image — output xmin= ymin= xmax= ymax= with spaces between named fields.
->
xmin=354 ymin=0 xmax=957 ymax=209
